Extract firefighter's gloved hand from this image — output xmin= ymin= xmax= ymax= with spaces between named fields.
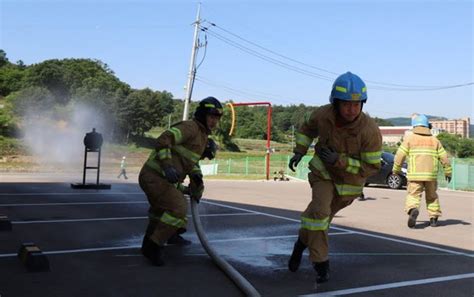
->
xmin=445 ymin=175 xmax=451 ymax=183
xmin=163 ymin=166 xmax=180 ymax=184
xmin=189 ymin=172 xmax=203 ymax=186
xmin=317 ymin=147 xmax=339 ymax=165
xmin=289 ymin=153 xmax=304 ymax=172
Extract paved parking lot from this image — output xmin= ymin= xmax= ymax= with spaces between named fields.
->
xmin=0 ymin=179 xmax=472 ymax=296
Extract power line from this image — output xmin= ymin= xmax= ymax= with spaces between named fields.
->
xmin=203 ymin=21 xmax=474 ymax=91
xmin=195 ymin=75 xmax=297 ymax=105
xmin=200 ymin=25 xmax=335 ymax=81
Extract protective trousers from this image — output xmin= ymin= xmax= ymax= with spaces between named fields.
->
xmin=139 ymin=165 xmax=188 ymax=246
xmin=405 ymin=181 xmax=441 ymax=218
xmin=298 ymin=172 xmax=354 ymax=263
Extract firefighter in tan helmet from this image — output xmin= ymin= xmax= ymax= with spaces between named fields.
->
xmin=138 ymin=97 xmax=223 ymax=266
xmin=392 ymin=114 xmax=452 ymax=228
xmin=288 ymin=72 xmax=382 ymax=283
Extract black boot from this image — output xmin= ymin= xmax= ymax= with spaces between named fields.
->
xmin=167 ymin=234 xmax=192 ymax=246
xmin=430 ymin=217 xmax=438 ymax=227
xmin=288 ymin=238 xmax=306 ymax=272
xmin=313 ymin=260 xmax=330 ymax=283
xmin=142 ymin=237 xmax=164 ymax=266
xmin=141 ymin=235 xmax=152 ymax=255
xmin=407 ymin=208 xmax=419 ymax=228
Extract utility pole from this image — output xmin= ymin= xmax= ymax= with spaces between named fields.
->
xmin=182 ymin=3 xmax=201 ymax=121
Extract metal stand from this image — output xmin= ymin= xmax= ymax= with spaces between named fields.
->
xmin=71 ymin=146 xmax=111 ymax=189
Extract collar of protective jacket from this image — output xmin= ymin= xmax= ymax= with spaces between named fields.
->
xmin=412 ymin=126 xmax=432 ymax=136
xmin=193 ymin=118 xmax=211 ymax=135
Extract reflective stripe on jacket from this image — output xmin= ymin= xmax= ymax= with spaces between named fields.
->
xmin=393 ymin=126 xmax=451 ymax=181
xmin=145 ymin=119 xmax=208 ymax=182
xmin=294 ymin=104 xmax=383 ymax=198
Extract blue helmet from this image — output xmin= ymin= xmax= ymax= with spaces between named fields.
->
xmin=330 ymin=72 xmax=367 ymax=103
xmin=411 ymin=114 xmax=429 ymax=128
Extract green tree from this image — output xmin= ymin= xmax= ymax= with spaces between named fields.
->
xmin=0 ymin=49 xmax=8 ymax=68
xmin=437 ymin=132 xmax=460 ymax=156
xmin=118 ymin=88 xmax=174 ymax=138
xmin=373 ymin=117 xmax=393 ymax=126
xmin=0 ymin=99 xmax=18 ymax=136
xmin=457 ymin=138 xmax=474 ymax=158
xmin=8 ymin=86 xmax=56 ymax=117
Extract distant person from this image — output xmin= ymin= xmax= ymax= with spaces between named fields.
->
xmin=117 ymin=156 xmax=128 ymax=180
xmin=287 ymin=72 xmax=382 ymax=283
xmin=392 ymin=114 xmax=452 ymax=228
xmin=138 ymin=97 xmax=223 ymax=266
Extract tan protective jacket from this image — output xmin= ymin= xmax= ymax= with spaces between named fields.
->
xmin=294 ymin=104 xmax=382 ymax=198
xmin=393 ymin=126 xmax=451 ymax=181
xmin=145 ymin=119 xmax=209 ymax=182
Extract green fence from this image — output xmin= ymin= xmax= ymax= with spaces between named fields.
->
xmin=200 ymin=155 xmax=291 ymax=177
xmin=200 ymin=156 xmax=474 ymax=191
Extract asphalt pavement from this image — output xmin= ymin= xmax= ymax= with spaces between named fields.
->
xmin=0 ymin=179 xmax=472 ymax=297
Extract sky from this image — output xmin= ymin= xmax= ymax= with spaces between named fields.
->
xmin=1 ymin=0 xmax=473 ymax=120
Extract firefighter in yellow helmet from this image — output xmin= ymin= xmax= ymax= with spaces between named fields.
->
xmin=138 ymin=97 xmax=223 ymax=266
xmin=287 ymin=72 xmax=382 ymax=283
xmin=392 ymin=114 xmax=452 ymax=228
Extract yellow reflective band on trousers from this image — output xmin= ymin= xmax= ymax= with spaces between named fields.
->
xmin=301 ymin=216 xmax=330 ymax=231
xmin=346 ymin=157 xmax=361 ymax=174
xmin=309 ymin=156 xmax=331 ymax=180
xmin=334 ymin=183 xmax=363 ymax=196
xmin=173 ymin=145 xmax=201 ymax=163
xmin=427 ymin=202 xmax=440 ymax=211
xmin=168 ymin=127 xmax=183 ymax=144
xmin=158 ymin=148 xmax=171 ymax=160
xmin=148 ymin=211 xmax=160 ymax=222
xmin=160 ymin=211 xmax=187 ymax=228
xmin=295 ymin=132 xmax=312 ymax=147
xmin=361 ymin=151 xmax=382 ymax=164
xmin=145 ymin=151 xmax=165 ymax=175
xmin=406 ymin=195 xmax=420 ymax=208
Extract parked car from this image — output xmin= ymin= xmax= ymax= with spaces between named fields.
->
xmin=365 ymin=152 xmax=407 ymax=189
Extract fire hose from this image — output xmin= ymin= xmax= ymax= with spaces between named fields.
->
xmin=189 ymin=197 xmax=261 ymax=297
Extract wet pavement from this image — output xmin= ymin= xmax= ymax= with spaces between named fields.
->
xmin=0 ymin=182 xmax=472 ymax=297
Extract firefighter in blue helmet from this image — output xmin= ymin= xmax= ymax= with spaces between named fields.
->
xmin=288 ymin=72 xmax=382 ymax=283
xmin=393 ymin=114 xmax=452 ymax=228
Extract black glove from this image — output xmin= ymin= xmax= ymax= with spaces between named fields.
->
xmin=289 ymin=153 xmax=304 ymax=172
xmin=190 ymin=183 xmax=204 ymax=203
xmin=445 ymin=175 xmax=451 ymax=183
xmin=189 ymin=172 xmax=203 ymax=186
xmin=163 ymin=165 xmax=180 ymax=184
xmin=189 ymin=173 xmax=204 ymax=203
xmin=317 ymin=147 xmax=339 ymax=165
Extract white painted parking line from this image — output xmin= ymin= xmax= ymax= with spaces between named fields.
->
xmin=300 ymin=273 xmax=474 ymax=297
xmin=0 ymin=201 xmax=147 ymax=207
xmin=0 ymin=232 xmax=349 ymax=258
xmin=0 ymin=192 xmax=144 ymax=196
xmin=201 ymin=200 xmax=474 ymax=258
xmin=11 ymin=212 xmax=258 ymax=224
